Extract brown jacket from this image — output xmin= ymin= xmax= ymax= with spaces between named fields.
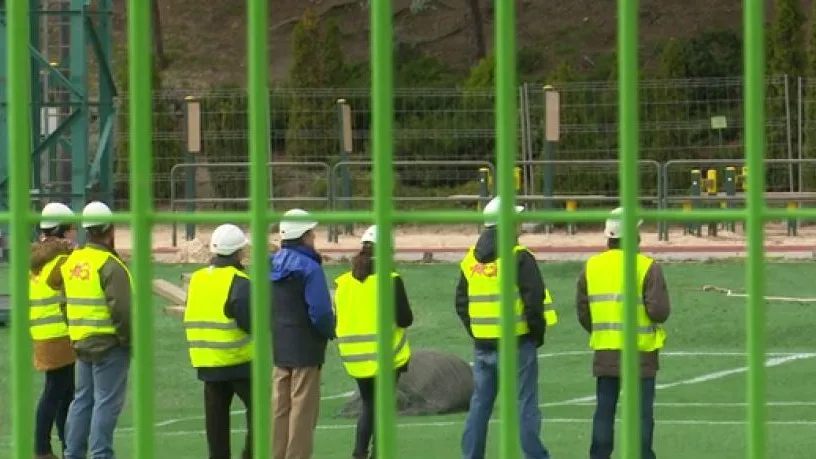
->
xmin=51 ymin=242 xmax=132 ymax=362
xmin=31 ymin=237 xmax=76 ymax=372
xmin=575 ymin=250 xmax=671 ymax=378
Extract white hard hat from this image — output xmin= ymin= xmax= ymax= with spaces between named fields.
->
xmin=210 ymin=224 xmax=249 ymax=256
xmin=40 ymin=202 xmax=74 ymax=229
xmin=483 ymin=197 xmax=524 ymax=227
xmin=279 ymin=209 xmax=318 ymax=240
xmin=361 ymin=225 xmax=377 ymax=244
xmin=81 ymin=201 xmax=113 ymax=229
xmin=603 ymin=207 xmax=643 ymax=238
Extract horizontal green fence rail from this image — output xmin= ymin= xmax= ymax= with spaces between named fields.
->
xmin=0 ymin=0 xmax=786 ymax=458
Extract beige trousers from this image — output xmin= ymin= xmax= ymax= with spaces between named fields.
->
xmin=272 ymin=366 xmax=321 ymax=459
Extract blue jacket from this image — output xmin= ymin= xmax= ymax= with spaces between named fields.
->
xmin=270 ymin=244 xmax=336 ymax=339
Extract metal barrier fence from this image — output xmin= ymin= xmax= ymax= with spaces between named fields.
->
xmin=111 ymin=74 xmax=798 ymax=209
xmin=660 ymin=158 xmax=816 ymax=239
xmin=168 ymin=161 xmax=331 ymax=245
xmin=163 ymin=158 xmax=816 ymax=243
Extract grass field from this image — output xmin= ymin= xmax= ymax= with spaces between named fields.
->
xmin=2 ymin=260 xmax=816 ymax=458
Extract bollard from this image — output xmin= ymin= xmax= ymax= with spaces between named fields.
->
xmin=689 ymin=169 xmax=702 ymax=237
xmin=705 ymin=169 xmax=718 ymax=195
xmin=681 ymin=201 xmax=693 ymax=235
xmin=787 ymin=201 xmax=799 ymax=236
xmin=724 ymin=167 xmax=736 ymax=232
xmin=566 ymin=200 xmax=577 ymax=235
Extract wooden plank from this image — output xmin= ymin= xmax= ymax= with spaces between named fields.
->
xmin=153 ymin=279 xmax=187 ymax=304
xmin=163 ymin=305 xmax=186 ymax=317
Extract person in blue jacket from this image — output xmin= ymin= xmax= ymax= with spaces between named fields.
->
xmin=269 ymin=208 xmax=336 ymax=459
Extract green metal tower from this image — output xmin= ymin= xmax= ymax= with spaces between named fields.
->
xmin=0 ymin=0 xmax=117 ymax=223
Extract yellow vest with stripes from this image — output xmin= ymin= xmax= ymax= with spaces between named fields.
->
xmin=184 ymin=266 xmax=253 ymax=368
xmin=334 ymin=271 xmax=411 ymax=378
xmin=29 ymin=255 xmax=70 ymax=340
xmin=585 ymin=249 xmax=666 ymax=352
xmin=459 ymin=245 xmax=558 ymax=338
xmin=61 ymin=246 xmax=132 ymax=341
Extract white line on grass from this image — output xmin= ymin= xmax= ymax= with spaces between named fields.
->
xmin=138 ymin=351 xmax=816 ymax=430
xmin=540 ymin=353 xmax=816 ymax=408
xmin=115 ymin=417 xmax=816 ymax=438
xmin=152 ymin=390 xmax=356 ymax=427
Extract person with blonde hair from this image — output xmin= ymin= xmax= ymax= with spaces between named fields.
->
xmin=31 ymin=202 xmax=77 ymax=459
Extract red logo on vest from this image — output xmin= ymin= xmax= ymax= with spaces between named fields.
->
xmin=69 ymin=262 xmax=91 ymax=281
xmin=470 ymin=262 xmax=498 ymax=278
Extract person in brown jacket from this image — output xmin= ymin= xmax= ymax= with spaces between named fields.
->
xmin=575 ymin=207 xmax=670 ymax=459
xmin=30 ymin=202 xmax=77 ymax=459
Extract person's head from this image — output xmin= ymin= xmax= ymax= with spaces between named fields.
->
xmin=603 ymin=207 xmax=642 ymax=248
xmin=82 ymin=201 xmax=115 ymax=246
xmin=210 ymin=223 xmax=249 ymax=261
xmin=352 ymin=225 xmax=380 ymax=280
xmin=279 ymin=209 xmax=318 ymax=248
xmin=482 ymin=197 xmax=525 ymax=235
xmin=40 ymin=202 xmax=77 ymax=241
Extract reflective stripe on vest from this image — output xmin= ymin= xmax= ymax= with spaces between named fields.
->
xmin=460 ymin=245 xmax=529 ymax=338
xmin=334 ymin=271 xmax=412 ymax=379
xmin=29 ymin=255 xmax=70 ymax=340
xmin=61 ymin=246 xmax=131 ymax=341
xmin=184 ymin=266 xmax=253 ymax=368
xmin=585 ymin=249 xmax=666 ymax=352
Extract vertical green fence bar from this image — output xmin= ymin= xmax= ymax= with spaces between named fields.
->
xmin=494 ymin=0 xmax=520 ymax=457
xmin=744 ymin=0 xmax=767 ymax=456
xmin=370 ymin=1 xmax=398 ymax=457
xmin=127 ymin=0 xmax=156 ymax=454
xmin=7 ymin=0 xmax=34 ymax=457
xmin=617 ymin=0 xmax=642 ymax=457
xmin=247 ymin=0 xmax=272 ymax=454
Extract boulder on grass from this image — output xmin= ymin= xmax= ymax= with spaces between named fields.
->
xmin=335 ymin=349 xmax=473 ymax=418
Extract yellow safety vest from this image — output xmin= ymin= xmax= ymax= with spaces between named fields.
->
xmin=61 ymin=246 xmax=132 ymax=342
xmin=334 ymin=271 xmax=412 ymax=378
xmin=29 ymin=255 xmax=70 ymax=340
xmin=184 ymin=266 xmax=253 ymax=368
xmin=459 ymin=245 xmax=558 ymax=338
xmin=585 ymin=249 xmax=667 ymax=352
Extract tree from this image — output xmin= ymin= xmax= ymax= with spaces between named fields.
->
xmin=769 ymin=0 xmax=806 ymax=75
xmin=804 ymin=0 xmax=816 ymax=188
xmin=151 ymin=0 xmax=168 ymax=69
xmin=285 ymin=9 xmax=349 ymax=161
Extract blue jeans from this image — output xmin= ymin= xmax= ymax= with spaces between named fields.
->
xmin=64 ymin=347 xmax=130 ymax=459
xmin=461 ymin=340 xmax=550 ymax=459
xmin=590 ymin=376 xmax=656 ymax=459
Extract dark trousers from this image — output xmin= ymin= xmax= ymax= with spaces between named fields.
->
xmin=590 ymin=376 xmax=656 ymax=459
xmin=353 ymin=372 xmax=402 ymax=459
xmin=35 ymin=363 xmax=75 ymax=455
xmin=204 ymin=379 xmax=252 ymax=459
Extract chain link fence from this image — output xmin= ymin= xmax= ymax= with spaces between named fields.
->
xmin=113 ymin=75 xmax=796 ymax=209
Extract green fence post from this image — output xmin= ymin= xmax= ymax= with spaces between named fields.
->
xmin=248 ymin=0 xmax=273 ymax=455
xmin=689 ymin=169 xmax=702 ymax=236
xmin=184 ymin=96 xmax=201 ymax=241
xmin=619 ymin=0 xmax=643 ymax=456
xmin=127 ymin=0 xmax=156 ymax=453
xmin=744 ymin=0 xmax=768 ymax=456
xmin=370 ymin=1 xmax=398 ymax=457
xmin=8 ymin=0 xmax=35 ymax=456
xmin=496 ymin=0 xmax=522 ymax=456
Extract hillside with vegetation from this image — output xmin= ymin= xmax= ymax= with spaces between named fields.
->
xmin=115 ymin=0 xmax=791 ymax=88
xmin=110 ymin=0 xmax=816 ymax=205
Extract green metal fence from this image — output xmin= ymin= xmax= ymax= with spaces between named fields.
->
xmin=4 ymin=0 xmax=797 ymax=458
